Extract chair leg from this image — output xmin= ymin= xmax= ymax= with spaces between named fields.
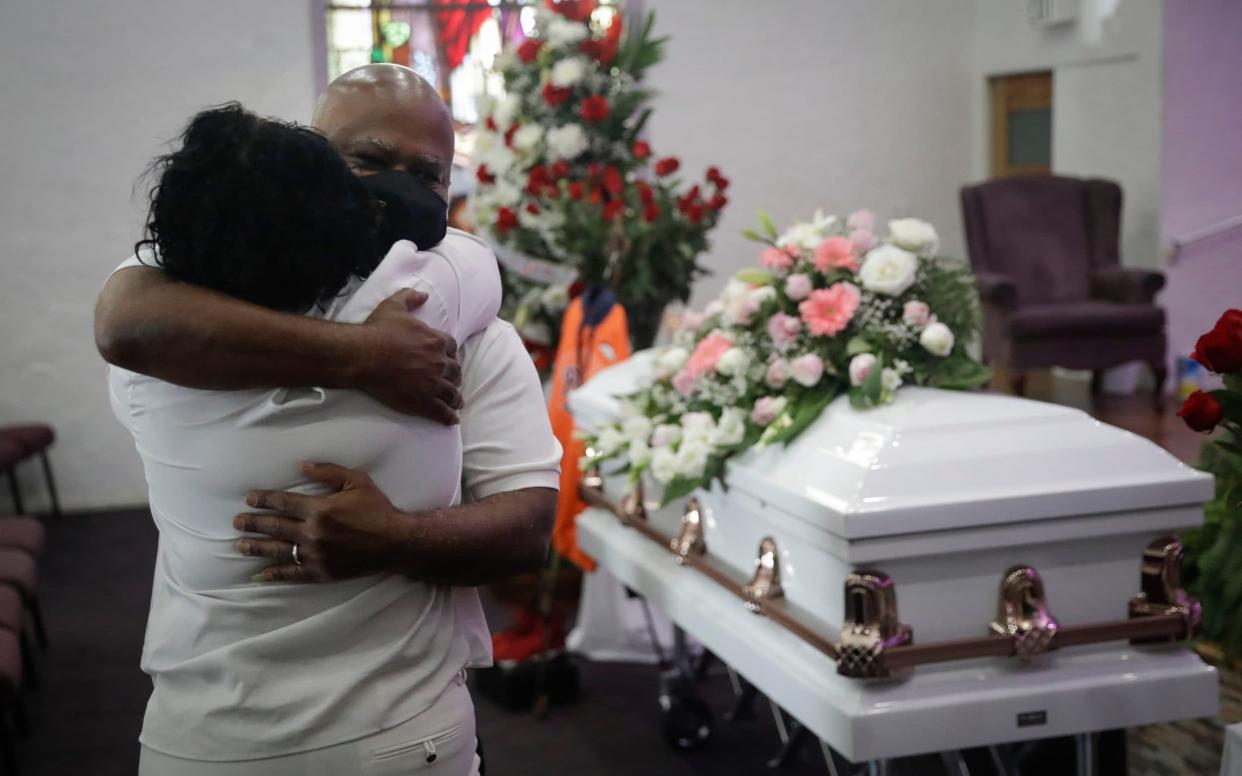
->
xmin=17 ymin=632 xmax=36 ymax=692
xmin=1150 ymin=361 xmax=1168 ymax=413
xmin=25 ymin=599 xmax=46 ymax=650
xmin=37 ymin=451 xmax=60 ymax=518
xmin=0 ymin=709 xmax=17 ymax=776
xmin=1090 ymin=370 xmax=1104 ymax=398
xmin=5 ymin=471 xmax=23 ymax=516
xmin=1012 ymin=372 xmax=1028 ymax=397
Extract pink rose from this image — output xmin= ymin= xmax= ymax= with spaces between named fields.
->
xmin=703 ymin=300 xmax=724 ymax=318
xmin=751 ymin=396 xmax=787 ymax=426
xmin=761 ymin=247 xmax=795 ymax=273
xmin=682 ymin=330 xmax=734 ymax=380
xmin=672 ymin=369 xmax=697 ymax=395
xmin=813 ymin=236 xmax=859 ymax=273
xmin=681 ymin=309 xmax=706 ymax=332
xmin=789 ymin=353 xmax=825 ymax=387
xmin=850 ymin=228 xmax=877 ymax=253
xmin=724 ymin=295 xmax=760 ymax=326
xmin=903 ymin=300 xmax=931 ymax=328
xmin=847 ymin=209 xmax=876 ymax=232
xmin=765 ymin=358 xmax=790 ymax=388
xmin=849 ymin=353 xmax=877 ymax=386
xmin=784 ymin=273 xmax=812 ymax=301
xmin=766 ymin=312 xmax=802 ymax=351
xmin=798 ymin=282 xmax=861 ymax=337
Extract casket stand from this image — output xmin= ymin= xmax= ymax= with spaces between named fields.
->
xmin=568 ymin=351 xmax=1219 ymax=770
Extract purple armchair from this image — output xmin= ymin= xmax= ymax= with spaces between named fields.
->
xmin=960 ymin=175 xmax=1167 ymax=408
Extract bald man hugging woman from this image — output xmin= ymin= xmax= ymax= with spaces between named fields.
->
xmin=99 ymin=67 xmax=561 ymax=775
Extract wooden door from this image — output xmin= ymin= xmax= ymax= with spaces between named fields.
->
xmin=989 ymin=71 xmax=1053 ymax=177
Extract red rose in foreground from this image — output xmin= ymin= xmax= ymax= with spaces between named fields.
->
xmin=632 ymin=140 xmax=652 ymax=159
xmin=1192 ymin=309 xmax=1242 ymax=374
xmin=1178 ymin=390 xmax=1223 ymax=432
xmin=517 ymin=39 xmax=543 ymax=64
xmin=476 ymin=165 xmax=495 ymax=185
xmin=635 ymin=180 xmax=655 ymax=206
xmin=567 ymin=181 xmax=584 ymax=200
xmin=550 ymin=160 xmax=570 ymax=179
xmin=708 ymin=193 xmax=728 ymax=210
xmin=707 ymin=166 xmax=730 ymax=190
xmin=579 ymin=95 xmax=610 ymax=123
xmin=495 ymin=207 xmax=519 ymax=235
xmin=655 ymin=156 xmax=680 ymax=177
xmin=542 ymin=83 xmax=573 ymax=107
xmin=642 ymin=203 xmax=660 ymax=223
xmin=602 ymin=199 xmax=624 ymax=220
xmin=603 ymin=165 xmax=623 ymax=194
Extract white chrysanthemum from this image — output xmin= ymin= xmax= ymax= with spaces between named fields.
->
xmin=546 ymin=124 xmax=589 ymax=160
xmin=859 ymin=244 xmax=918 ymax=296
xmin=888 ymin=218 xmax=939 ymax=255
xmin=651 ymin=447 xmax=679 ymax=484
xmin=492 ymin=94 xmax=522 ymax=128
xmin=549 ymin=56 xmax=588 ymax=87
xmin=511 ymin=124 xmax=543 ymax=154
xmin=710 ymin=407 xmax=747 ymax=447
xmin=622 ymin=415 xmax=653 ymax=443
xmin=545 ymin=15 xmax=589 ymax=47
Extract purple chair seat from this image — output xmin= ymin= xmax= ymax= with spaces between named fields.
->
xmin=0 ymin=586 xmax=19 ymax=633
xmin=0 ymin=549 xmax=36 ymax=597
xmin=0 ymin=517 xmax=44 ymax=557
xmin=1009 ymin=302 xmax=1166 ymax=340
xmin=0 ymin=438 xmax=21 ymax=470
xmin=0 ymin=628 xmax=20 ymax=688
xmin=0 ymin=424 xmax=54 ymax=456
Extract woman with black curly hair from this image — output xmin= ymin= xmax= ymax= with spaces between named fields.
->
xmin=108 ymin=101 xmax=501 ymax=774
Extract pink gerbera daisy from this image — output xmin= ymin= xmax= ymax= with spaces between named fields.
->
xmin=798 ymin=282 xmax=861 ymax=337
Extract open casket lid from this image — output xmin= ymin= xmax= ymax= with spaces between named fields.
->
xmin=568 ymin=350 xmax=1214 ymax=542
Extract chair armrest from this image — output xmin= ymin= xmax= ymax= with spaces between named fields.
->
xmin=974 ymin=272 xmax=1018 ymax=310
xmin=1090 ymin=267 xmax=1165 ymax=304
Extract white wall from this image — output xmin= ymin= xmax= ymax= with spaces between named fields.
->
xmin=644 ymin=0 xmax=976 ymax=306
xmin=0 ymin=0 xmax=320 ymax=510
xmin=969 ymin=0 xmax=1164 ymax=268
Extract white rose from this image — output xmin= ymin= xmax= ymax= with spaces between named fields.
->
xmin=656 ymin=346 xmax=689 ymax=376
xmin=511 ymin=124 xmax=543 ymax=154
xmin=622 ymin=415 xmax=653 ymax=443
xmin=545 ymin=16 xmax=588 ymax=46
xmin=887 ymin=218 xmax=939 ymax=255
xmin=493 ymin=94 xmax=522 ymax=128
xmin=595 ymin=426 xmax=626 ymax=456
xmin=710 ymin=407 xmax=747 ymax=447
xmin=549 ymin=56 xmax=588 ymax=87
xmin=859 ymin=244 xmax=919 ymax=296
xmin=651 ymin=447 xmax=679 ymax=484
xmin=881 ymin=368 xmax=903 ymax=392
xmin=627 ymin=440 xmax=652 ymax=468
xmin=920 ymin=322 xmax=955 ymax=357
xmin=680 ymin=412 xmax=715 ymax=445
xmin=849 ymin=353 xmax=877 ymax=387
xmin=715 ymin=347 xmax=751 ymax=377
xmin=675 ymin=439 xmax=712 ymax=479
xmin=650 ymin=423 xmax=682 ymax=448
xmin=546 ymin=124 xmax=588 ymax=160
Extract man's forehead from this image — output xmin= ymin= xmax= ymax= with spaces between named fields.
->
xmin=318 ymin=94 xmax=452 ymax=153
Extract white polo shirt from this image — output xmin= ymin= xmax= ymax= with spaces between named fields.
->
xmin=107 ymin=229 xmax=561 ymax=760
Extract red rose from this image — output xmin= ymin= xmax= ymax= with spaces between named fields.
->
xmin=1192 ymin=309 xmax=1242 ymax=374
xmin=551 ymin=160 xmax=570 ymax=179
xmin=526 ymin=166 xmax=550 ymax=195
xmin=685 ymin=204 xmax=705 ymax=224
xmin=544 ymin=0 xmax=596 ymax=23
xmin=632 ymin=140 xmax=652 ymax=160
xmin=517 ymin=39 xmax=543 ymax=64
xmin=706 ymin=166 xmax=729 ymax=190
xmin=568 ymin=181 xmax=584 ymax=200
xmin=579 ymin=95 xmax=610 ymax=123
xmin=496 ymin=207 xmax=519 ymax=234
xmin=655 ymin=157 xmax=680 ymax=177
xmin=602 ymin=199 xmax=625 ymax=220
xmin=476 ymin=164 xmax=495 ymax=185
xmin=635 ymin=181 xmax=655 ymax=205
xmin=1178 ymin=390 xmax=1224 ymax=432
xmin=642 ymin=203 xmax=660 ymax=223
xmin=579 ymin=13 xmax=622 ymax=64
xmin=542 ymin=83 xmax=573 ymax=107
xmin=503 ymin=124 xmax=519 ymax=147
xmin=708 ymin=193 xmax=728 ymax=210
xmin=588 ymin=185 xmax=604 ymax=205
xmin=526 ymin=202 xmax=541 ymax=215
xmin=603 ymin=165 xmax=623 ymax=194
xmin=485 ymin=116 xmax=498 ymax=132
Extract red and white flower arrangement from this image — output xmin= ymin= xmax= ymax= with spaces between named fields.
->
xmin=470 ymin=0 xmax=728 ymax=350
xmin=583 ymin=209 xmax=990 ymax=502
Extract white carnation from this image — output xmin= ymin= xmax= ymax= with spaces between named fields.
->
xmin=715 ymin=347 xmax=751 ymax=377
xmin=887 ymin=218 xmax=939 ymax=255
xmin=675 ymin=439 xmax=712 ymax=479
xmin=859 ymin=244 xmax=918 ymax=296
xmin=545 ymin=16 xmax=589 ymax=46
xmin=595 ymin=426 xmax=626 ymax=456
xmin=680 ymin=412 xmax=715 ymax=445
xmin=511 ymin=124 xmax=543 ymax=154
xmin=919 ymin=322 xmax=955 ymax=357
xmin=710 ymin=407 xmax=747 ymax=447
xmin=622 ymin=415 xmax=653 ymax=443
xmin=549 ymin=56 xmax=588 ymax=87
xmin=650 ymin=423 xmax=682 ymax=448
xmin=651 ymin=447 xmax=679 ymax=484
xmin=492 ymin=94 xmax=522 ymax=128
xmin=627 ymin=440 xmax=652 ymax=468
xmin=546 ymin=124 xmax=589 ymax=160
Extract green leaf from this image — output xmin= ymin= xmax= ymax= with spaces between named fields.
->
xmin=1214 ymin=438 xmax=1242 ymax=458
xmin=741 ymin=229 xmax=767 ymax=243
xmin=846 ymin=337 xmax=873 ymax=356
xmin=757 ymin=210 xmax=778 ymax=240
xmin=861 ymin=354 xmax=884 ymax=401
xmin=928 ymin=354 xmax=992 ymax=390
xmin=1210 ymin=389 xmax=1242 ymax=421
xmin=1224 ymin=373 xmax=1242 ymax=394
xmin=660 ymin=475 xmax=702 ymax=506
xmin=735 ymin=267 xmax=774 ymax=286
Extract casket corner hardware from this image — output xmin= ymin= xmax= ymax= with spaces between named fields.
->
xmin=989 ymin=565 xmax=1060 ymax=660
xmin=835 ymin=570 xmax=913 ymax=679
xmin=620 ymin=480 xmax=648 ymax=523
xmin=742 ymin=536 xmax=784 ymax=613
xmin=670 ymin=497 xmax=707 ymax=565
xmin=1128 ymin=535 xmax=1202 ymax=644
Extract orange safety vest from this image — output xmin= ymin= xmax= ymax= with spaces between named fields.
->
xmin=548 ymin=288 xmax=631 ymax=571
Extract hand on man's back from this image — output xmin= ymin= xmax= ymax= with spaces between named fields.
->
xmin=356 ymin=289 xmax=463 ymax=424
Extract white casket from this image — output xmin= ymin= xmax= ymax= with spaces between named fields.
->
xmin=568 ymin=351 xmax=1220 ymax=762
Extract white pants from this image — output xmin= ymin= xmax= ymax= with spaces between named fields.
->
xmin=139 ymin=677 xmax=479 ymax=776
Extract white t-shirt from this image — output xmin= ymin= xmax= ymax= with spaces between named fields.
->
xmin=107 ymin=229 xmax=561 ymax=760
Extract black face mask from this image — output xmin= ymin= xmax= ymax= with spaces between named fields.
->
xmin=358 ymin=169 xmax=448 ymax=251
